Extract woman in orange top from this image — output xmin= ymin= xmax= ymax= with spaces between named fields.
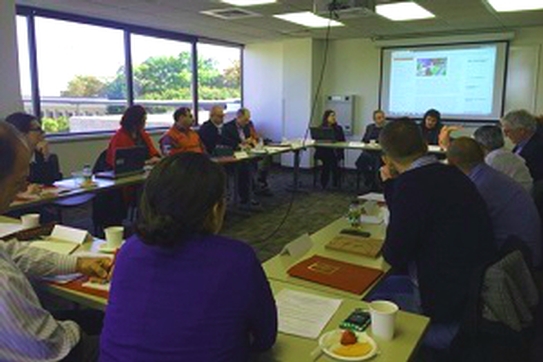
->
xmin=159 ymin=107 xmax=205 ymax=156
xmin=106 ymin=105 xmax=161 ymax=169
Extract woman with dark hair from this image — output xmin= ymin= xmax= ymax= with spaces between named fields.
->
xmin=105 ymin=105 xmax=160 ymax=168
xmin=314 ymin=109 xmax=346 ymax=188
xmin=5 ymin=112 xmax=61 ymax=185
xmin=420 ymin=108 xmax=443 ymax=145
xmin=100 ymin=153 xmax=277 ymax=361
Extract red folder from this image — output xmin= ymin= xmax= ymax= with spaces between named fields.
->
xmin=287 ymin=255 xmax=383 ymax=295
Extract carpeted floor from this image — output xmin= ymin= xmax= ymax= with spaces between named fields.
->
xmin=59 ymin=164 xmax=371 ymax=262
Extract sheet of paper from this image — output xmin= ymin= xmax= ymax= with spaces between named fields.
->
xmin=428 ymin=145 xmax=443 ymax=153
xmin=0 ymin=222 xmax=24 ymax=239
xmin=276 ymin=289 xmax=342 ymax=339
xmin=50 ymin=225 xmax=89 ymax=245
xmin=358 ymin=192 xmax=385 ymax=203
xmin=82 ymin=280 xmax=111 ymax=292
xmin=42 ymin=273 xmax=82 ymax=284
xmin=234 ymin=151 xmax=249 ymax=159
xmin=348 ymin=141 xmax=365 ymax=148
xmin=360 ymin=215 xmax=383 ymax=225
xmin=28 ymin=240 xmax=79 ymax=255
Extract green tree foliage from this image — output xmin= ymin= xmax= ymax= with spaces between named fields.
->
xmin=42 ymin=116 xmax=69 ymax=133
xmin=61 ymin=75 xmax=106 ymax=97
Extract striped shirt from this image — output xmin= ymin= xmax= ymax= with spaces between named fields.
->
xmin=0 ymin=239 xmax=80 ymax=361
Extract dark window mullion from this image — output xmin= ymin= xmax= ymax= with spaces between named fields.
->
xmin=192 ymin=41 xmax=199 ymax=125
xmin=124 ymin=30 xmax=134 ymax=107
xmin=27 ymin=13 xmax=41 ymax=118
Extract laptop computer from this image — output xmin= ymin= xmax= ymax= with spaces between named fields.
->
xmin=310 ymin=127 xmax=336 ymax=142
xmin=95 ymin=146 xmax=147 ymax=179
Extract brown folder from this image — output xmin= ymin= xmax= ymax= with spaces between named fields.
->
xmin=325 ymin=235 xmax=384 ymax=258
xmin=287 ymin=255 xmax=383 ymax=295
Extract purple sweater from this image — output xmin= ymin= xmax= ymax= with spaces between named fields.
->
xmin=100 ymin=234 xmax=277 ymax=362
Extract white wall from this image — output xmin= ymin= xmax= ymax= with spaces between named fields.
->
xmin=0 ymin=0 xmax=22 ymax=118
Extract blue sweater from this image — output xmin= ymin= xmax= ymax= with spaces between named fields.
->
xmin=100 ymin=234 xmax=277 ymax=362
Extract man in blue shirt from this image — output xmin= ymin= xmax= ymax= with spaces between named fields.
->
xmin=447 ymin=137 xmax=541 ymax=267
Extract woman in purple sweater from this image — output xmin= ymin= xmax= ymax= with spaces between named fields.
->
xmin=100 ymin=153 xmax=277 ymax=361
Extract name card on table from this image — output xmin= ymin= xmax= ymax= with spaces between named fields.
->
xmin=281 ymin=233 xmax=313 ymax=259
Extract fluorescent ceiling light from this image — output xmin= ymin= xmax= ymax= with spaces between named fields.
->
xmin=274 ymin=11 xmax=344 ymax=28
xmin=221 ymin=0 xmax=276 ymax=6
xmin=376 ymin=2 xmax=435 ymax=21
xmin=486 ymin=0 xmax=543 ymax=12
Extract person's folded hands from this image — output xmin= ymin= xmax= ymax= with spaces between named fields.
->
xmin=76 ymin=257 xmax=112 ymax=279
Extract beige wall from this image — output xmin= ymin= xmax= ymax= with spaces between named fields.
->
xmin=0 ymin=0 xmax=22 ymax=118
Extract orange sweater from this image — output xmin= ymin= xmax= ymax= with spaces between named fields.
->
xmin=159 ymin=126 xmax=204 ymax=156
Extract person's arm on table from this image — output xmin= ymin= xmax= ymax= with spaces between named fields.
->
xmin=247 ymin=256 xmax=277 ymax=352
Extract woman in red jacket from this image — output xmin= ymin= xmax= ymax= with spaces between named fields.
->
xmin=106 ymin=105 xmax=161 ymax=169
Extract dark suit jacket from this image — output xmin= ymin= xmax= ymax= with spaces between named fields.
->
xmin=221 ymin=120 xmax=251 ymax=149
xmin=514 ymin=132 xmax=543 ymax=181
xmin=362 ymin=124 xmax=383 ymax=143
xmin=382 ymin=163 xmax=495 ymax=323
xmin=198 ymin=120 xmax=223 ymax=154
xmin=314 ymin=124 xmax=346 ymax=161
xmin=29 ymin=151 xmax=62 ymax=185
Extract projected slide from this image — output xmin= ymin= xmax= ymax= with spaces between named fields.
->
xmin=380 ymin=42 xmax=508 ymax=121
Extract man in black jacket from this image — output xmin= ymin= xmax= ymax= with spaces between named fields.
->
xmin=375 ymin=120 xmax=495 ymax=350
xmin=501 ymin=109 xmax=543 ymax=182
xmin=198 ymin=105 xmax=225 ymax=155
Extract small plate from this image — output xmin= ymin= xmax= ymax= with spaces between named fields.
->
xmin=319 ymin=330 xmax=378 ymax=361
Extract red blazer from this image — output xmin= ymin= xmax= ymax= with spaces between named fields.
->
xmin=106 ymin=128 xmax=160 ymax=168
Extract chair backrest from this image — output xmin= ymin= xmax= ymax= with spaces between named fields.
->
xmin=92 ymin=149 xmax=109 ymax=173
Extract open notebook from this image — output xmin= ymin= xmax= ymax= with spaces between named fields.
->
xmin=28 ymin=225 xmax=91 ymax=255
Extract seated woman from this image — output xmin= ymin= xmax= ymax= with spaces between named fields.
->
xmin=420 ymin=108 xmax=443 ymax=145
xmin=314 ymin=109 xmax=346 ymax=188
xmin=5 ymin=112 xmax=61 ymax=185
xmin=100 ymin=153 xmax=277 ymax=361
xmin=106 ymin=105 xmax=161 ymax=169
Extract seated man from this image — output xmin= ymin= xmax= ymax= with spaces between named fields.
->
xmin=198 ymin=105 xmax=225 ymax=155
xmin=447 ymin=137 xmax=541 ymax=267
xmin=375 ymin=120 xmax=495 ymax=350
xmin=160 ymin=107 xmax=204 ymax=156
xmin=355 ymin=110 xmax=386 ymax=190
xmin=222 ymin=108 xmax=259 ymax=206
xmin=0 ymin=121 xmax=112 ymax=362
xmin=473 ymin=125 xmax=533 ymax=192
xmin=501 ymin=109 xmax=543 ymax=182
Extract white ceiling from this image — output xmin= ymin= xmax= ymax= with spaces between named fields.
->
xmin=16 ymin=0 xmax=543 ymax=44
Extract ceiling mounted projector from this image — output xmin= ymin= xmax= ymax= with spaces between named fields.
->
xmin=313 ymin=0 xmax=376 ymax=18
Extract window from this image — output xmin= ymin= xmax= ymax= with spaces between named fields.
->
xmin=34 ymin=17 xmax=126 ymax=134
xmin=197 ymin=43 xmax=242 ymax=122
xmin=131 ymin=34 xmax=193 ymax=128
xmin=16 ymin=15 xmax=32 ymax=114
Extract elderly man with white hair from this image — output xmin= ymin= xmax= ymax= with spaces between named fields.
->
xmin=473 ymin=125 xmax=533 ymax=192
xmin=501 ymin=109 xmax=543 ymax=182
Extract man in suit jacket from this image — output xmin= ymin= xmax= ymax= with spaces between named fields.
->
xmin=355 ymin=110 xmax=386 ymax=190
xmin=221 ymin=108 xmax=258 ymax=206
xmin=198 ymin=105 xmax=225 ymax=154
xmin=501 ymin=109 xmax=543 ymax=182
xmin=374 ymin=120 xmax=495 ymax=350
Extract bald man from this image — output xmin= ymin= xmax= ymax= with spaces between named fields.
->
xmin=0 ymin=122 xmax=111 ymax=361
xmin=447 ymin=137 xmax=541 ymax=266
xmin=198 ymin=105 xmax=226 ymax=154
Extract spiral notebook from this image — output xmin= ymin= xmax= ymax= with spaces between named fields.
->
xmin=287 ymin=255 xmax=383 ymax=295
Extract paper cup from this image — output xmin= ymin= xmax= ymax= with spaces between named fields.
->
xmin=104 ymin=226 xmax=124 ymax=249
xmin=370 ymin=300 xmax=399 ymax=340
xmin=21 ymin=214 xmax=40 ymax=228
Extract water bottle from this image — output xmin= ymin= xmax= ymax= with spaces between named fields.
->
xmin=82 ymin=164 xmax=92 ymax=183
xmin=347 ymin=199 xmax=362 ymax=229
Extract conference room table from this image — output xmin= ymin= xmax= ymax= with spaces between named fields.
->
xmin=310 ymin=140 xmax=445 ymax=155
xmin=263 ymin=216 xmax=390 ymax=300
xmin=7 ymin=143 xmax=304 ymax=213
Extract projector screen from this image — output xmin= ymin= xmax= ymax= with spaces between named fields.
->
xmin=380 ymin=42 xmax=508 ymax=122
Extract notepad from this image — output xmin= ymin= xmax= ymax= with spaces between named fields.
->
xmin=0 ymin=223 xmax=25 ymax=239
xmin=326 ymin=235 xmax=384 ymax=258
xmin=288 ymin=255 xmax=383 ymax=295
xmin=27 ymin=225 xmax=91 ymax=255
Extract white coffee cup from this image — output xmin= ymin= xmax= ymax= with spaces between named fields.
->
xmin=369 ymin=139 xmax=377 ymax=146
xmin=370 ymin=300 xmax=399 ymax=340
xmin=21 ymin=214 xmax=40 ymax=228
xmin=104 ymin=226 xmax=124 ymax=249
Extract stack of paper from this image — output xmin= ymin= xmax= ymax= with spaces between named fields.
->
xmin=0 ymin=223 xmax=25 ymax=240
xmin=358 ymin=192 xmax=385 ymax=203
xmin=276 ymin=289 xmax=342 ymax=339
xmin=28 ymin=225 xmax=91 ymax=255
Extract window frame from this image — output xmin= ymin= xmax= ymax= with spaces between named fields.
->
xmin=16 ymin=5 xmax=244 ymax=139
